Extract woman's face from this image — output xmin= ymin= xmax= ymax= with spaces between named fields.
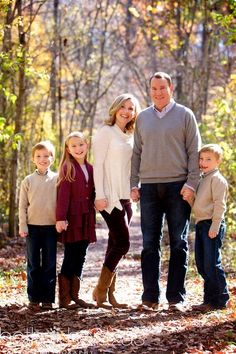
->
xmin=115 ymin=99 xmax=136 ymax=131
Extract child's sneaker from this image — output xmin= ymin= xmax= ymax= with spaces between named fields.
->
xmin=41 ymin=303 xmax=53 ymax=310
xmin=28 ymin=302 xmax=40 ymax=312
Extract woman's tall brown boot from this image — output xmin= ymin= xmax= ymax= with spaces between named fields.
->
xmin=92 ymin=265 xmax=115 ymax=309
xmin=108 ymin=273 xmax=128 ymax=308
xmin=58 ymin=273 xmax=72 ymax=308
xmin=70 ymin=275 xmax=95 ymax=308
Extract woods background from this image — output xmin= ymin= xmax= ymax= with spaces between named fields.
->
xmin=0 ymin=0 xmax=235 ymax=238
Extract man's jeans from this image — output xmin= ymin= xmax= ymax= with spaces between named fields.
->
xmin=140 ymin=182 xmax=191 ymax=304
xmin=195 ymin=220 xmax=229 ymax=307
xmin=26 ymin=225 xmax=57 ymax=303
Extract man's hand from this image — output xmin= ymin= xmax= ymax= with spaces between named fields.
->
xmin=131 ymin=187 xmax=140 ymax=202
xmin=95 ymin=199 xmax=108 ymax=211
xmin=180 ymin=186 xmax=194 ymax=206
xmin=208 ymin=230 xmax=217 ymax=239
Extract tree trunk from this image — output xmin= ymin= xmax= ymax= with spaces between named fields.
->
xmin=50 ymin=0 xmax=59 ymax=127
xmin=9 ymin=0 xmax=26 ymax=237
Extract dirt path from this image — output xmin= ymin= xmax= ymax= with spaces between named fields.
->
xmin=0 ymin=215 xmax=235 ymax=353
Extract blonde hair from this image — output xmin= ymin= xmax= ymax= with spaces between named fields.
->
xmin=105 ymin=93 xmax=141 ymax=133
xmin=200 ymin=143 xmax=223 ymax=160
xmin=58 ymin=131 xmax=88 ymax=185
xmin=32 ymin=140 xmax=55 ymax=159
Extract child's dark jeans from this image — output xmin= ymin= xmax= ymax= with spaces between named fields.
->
xmin=26 ymin=225 xmax=57 ymax=303
xmin=195 ymin=219 xmax=229 ymax=307
xmin=61 ymin=240 xmax=89 ymax=279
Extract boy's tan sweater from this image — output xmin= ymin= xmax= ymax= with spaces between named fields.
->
xmin=192 ymin=169 xmax=228 ymax=233
xmin=19 ymin=169 xmax=58 ymax=234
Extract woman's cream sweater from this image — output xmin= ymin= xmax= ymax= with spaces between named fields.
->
xmin=92 ymin=124 xmax=133 ymax=214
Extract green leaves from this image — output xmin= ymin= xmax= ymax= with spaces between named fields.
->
xmin=201 ymin=76 xmax=236 ymax=232
xmin=0 ymin=117 xmax=23 ymax=148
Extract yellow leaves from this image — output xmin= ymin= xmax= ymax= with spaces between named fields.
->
xmin=128 ymin=7 xmax=140 ymax=18
xmin=147 ymin=5 xmax=158 ymax=14
xmin=30 ymin=341 xmax=38 ymax=349
xmin=147 ymin=3 xmax=164 ymax=14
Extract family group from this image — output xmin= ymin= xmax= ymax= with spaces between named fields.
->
xmin=18 ymin=72 xmax=230 ymax=313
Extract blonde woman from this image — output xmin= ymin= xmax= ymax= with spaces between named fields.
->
xmin=92 ymin=93 xmax=141 ymax=309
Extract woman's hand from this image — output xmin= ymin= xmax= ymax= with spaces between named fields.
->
xmin=56 ymin=220 xmax=68 ymax=233
xmin=95 ymin=199 xmax=108 ymax=211
xmin=131 ymin=188 xmax=140 ymax=202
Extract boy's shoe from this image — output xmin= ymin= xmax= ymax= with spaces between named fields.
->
xmin=137 ymin=301 xmax=159 ymax=311
xmin=168 ymin=302 xmax=185 ymax=312
xmin=28 ymin=302 xmax=40 ymax=312
xmin=41 ymin=303 xmax=53 ymax=310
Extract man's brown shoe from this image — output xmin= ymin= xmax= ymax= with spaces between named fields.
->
xmin=192 ymin=303 xmax=227 ymax=312
xmin=192 ymin=303 xmax=213 ymax=312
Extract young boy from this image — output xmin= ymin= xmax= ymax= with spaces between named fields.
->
xmin=192 ymin=143 xmax=230 ymax=311
xmin=19 ymin=141 xmax=58 ymax=311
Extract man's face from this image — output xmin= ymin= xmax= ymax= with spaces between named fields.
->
xmin=150 ymin=77 xmax=173 ymax=111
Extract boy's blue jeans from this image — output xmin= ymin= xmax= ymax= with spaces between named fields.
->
xmin=195 ymin=220 xmax=229 ymax=307
xmin=26 ymin=225 xmax=57 ymax=303
xmin=140 ymin=181 xmax=191 ymax=304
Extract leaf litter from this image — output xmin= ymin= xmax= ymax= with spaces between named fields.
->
xmin=0 ymin=216 xmax=235 ymax=353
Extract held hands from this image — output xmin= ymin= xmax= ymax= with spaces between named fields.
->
xmin=56 ymin=220 xmax=68 ymax=233
xmin=95 ymin=199 xmax=108 ymax=211
xmin=208 ymin=230 xmax=217 ymax=239
xmin=131 ymin=187 xmax=140 ymax=203
xmin=19 ymin=232 xmax=28 ymax=238
xmin=180 ymin=186 xmax=194 ymax=206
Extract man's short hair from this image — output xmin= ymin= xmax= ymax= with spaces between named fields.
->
xmin=149 ymin=72 xmax=172 ymax=86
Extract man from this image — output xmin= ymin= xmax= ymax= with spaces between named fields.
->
xmin=131 ymin=72 xmax=201 ymax=311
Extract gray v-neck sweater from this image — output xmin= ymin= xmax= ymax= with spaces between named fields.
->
xmin=131 ymin=102 xmax=201 ymax=189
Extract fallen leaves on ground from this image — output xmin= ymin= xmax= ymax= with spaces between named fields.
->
xmin=0 ymin=216 xmax=235 ymax=354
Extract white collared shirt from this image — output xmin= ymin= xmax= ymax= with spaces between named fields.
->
xmin=153 ymin=99 xmax=175 ymax=119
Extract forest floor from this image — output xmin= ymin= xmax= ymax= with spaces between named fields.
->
xmin=0 ymin=214 xmax=235 ymax=354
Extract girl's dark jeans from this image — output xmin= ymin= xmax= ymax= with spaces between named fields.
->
xmin=26 ymin=225 xmax=57 ymax=303
xmin=61 ymin=240 xmax=89 ymax=279
xmin=101 ymin=199 xmax=132 ymax=272
xmin=195 ymin=219 xmax=229 ymax=307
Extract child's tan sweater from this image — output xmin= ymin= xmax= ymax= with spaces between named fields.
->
xmin=19 ymin=169 xmax=58 ymax=234
xmin=192 ymin=169 xmax=228 ymax=233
